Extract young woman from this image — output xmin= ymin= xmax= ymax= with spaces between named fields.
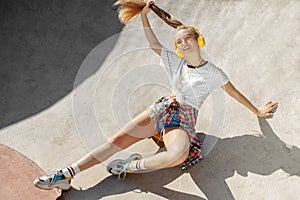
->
xmin=34 ymin=0 xmax=277 ymax=190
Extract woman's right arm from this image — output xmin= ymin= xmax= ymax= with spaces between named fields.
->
xmin=141 ymin=1 xmax=162 ymax=56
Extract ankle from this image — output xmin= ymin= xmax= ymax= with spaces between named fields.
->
xmin=62 ymin=163 xmax=81 ymax=179
xmin=127 ymin=159 xmax=146 ymax=172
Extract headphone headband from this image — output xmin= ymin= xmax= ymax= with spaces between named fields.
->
xmin=175 ymin=25 xmax=206 ymax=58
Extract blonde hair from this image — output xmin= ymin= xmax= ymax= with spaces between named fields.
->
xmin=176 ymin=25 xmax=199 ymax=37
xmin=114 ymin=0 xmax=184 ymax=28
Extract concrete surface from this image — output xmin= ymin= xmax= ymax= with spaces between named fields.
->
xmin=0 ymin=0 xmax=299 ymax=199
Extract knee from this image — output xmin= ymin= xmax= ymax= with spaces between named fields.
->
xmin=165 ymin=147 xmax=189 ymax=166
xmin=109 ymin=136 xmax=127 ymax=149
xmin=109 ymin=133 xmax=140 ymax=150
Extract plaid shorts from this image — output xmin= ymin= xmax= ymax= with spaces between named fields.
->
xmin=147 ymin=96 xmax=203 ymax=170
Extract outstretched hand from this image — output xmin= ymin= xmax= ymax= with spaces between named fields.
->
xmin=257 ymin=101 xmax=278 ymax=118
xmin=142 ymin=0 xmax=155 ymax=15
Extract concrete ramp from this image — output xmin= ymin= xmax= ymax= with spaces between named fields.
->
xmin=0 ymin=0 xmax=299 ymax=199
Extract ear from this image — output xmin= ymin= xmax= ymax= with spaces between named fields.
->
xmin=197 ymin=34 xmax=206 ymax=47
xmin=188 ymin=25 xmax=206 ymax=47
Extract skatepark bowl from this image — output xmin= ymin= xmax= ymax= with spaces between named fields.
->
xmin=0 ymin=0 xmax=299 ymax=199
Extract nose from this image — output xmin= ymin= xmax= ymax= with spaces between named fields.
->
xmin=182 ymin=38 xmax=188 ymax=45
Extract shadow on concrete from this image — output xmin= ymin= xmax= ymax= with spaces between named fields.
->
xmin=60 ymin=118 xmax=299 ymax=200
xmin=0 ymin=0 xmax=123 ymax=129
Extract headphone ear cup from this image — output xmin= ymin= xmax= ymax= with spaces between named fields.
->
xmin=175 ymin=48 xmax=184 ymax=58
xmin=189 ymin=25 xmax=206 ymax=48
xmin=197 ymin=33 xmax=206 ymax=47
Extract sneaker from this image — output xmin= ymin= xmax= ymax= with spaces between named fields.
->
xmin=106 ymin=153 xmax=142 ymax=180
xmin=33 ymin=170 xmax=71 ymax=190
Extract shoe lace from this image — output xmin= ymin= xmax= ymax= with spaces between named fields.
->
xmin=117 ymin=164 xmax=129 ymax=181
xmin=44 ymin=171 xmax=57 ymax=186
xmin=118 ymin=168 xmax=127 ymax=180
xmin=47 ymin=170 xmax=63 ymax=185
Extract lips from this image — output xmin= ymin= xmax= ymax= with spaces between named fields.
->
xmin=183 ymin=45 xmax=190 ymax=51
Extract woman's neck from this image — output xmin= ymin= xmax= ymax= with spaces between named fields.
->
xmin=185 ymin=56 xmax=205 ymax=67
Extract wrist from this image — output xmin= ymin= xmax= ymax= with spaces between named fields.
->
xmin=254 ymin=108 xmax=260 ymax=116
xmin=141 ymin=11 xmax=148 ymax=16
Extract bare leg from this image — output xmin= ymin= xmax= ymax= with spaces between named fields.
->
xmin=141 ymin=127 xmax=190 ymax=170
xmin=77 ymin=110 xmax=157 ymax=171
xmin=33 ymin=111 xmax=191 ymax=191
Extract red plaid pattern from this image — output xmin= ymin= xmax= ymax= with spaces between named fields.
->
xmin=148 ymin=96 xmax=203 ymax=170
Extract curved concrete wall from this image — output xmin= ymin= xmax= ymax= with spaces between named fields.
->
xmin=0 ymin=0 xmax=299 ymax=199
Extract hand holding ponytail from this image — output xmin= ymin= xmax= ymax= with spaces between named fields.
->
xmin=114 ymin=0 xmax=205 ymax=58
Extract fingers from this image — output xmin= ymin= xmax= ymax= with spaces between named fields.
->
xmin=259 ymin=101 xmax=278 ymax=118
xmin=265 ymin=101 xmax=278 ymax=109
xmin=146 ymin=1 xmax=156 ymax=8
xmin=146 ymin=0 xmax=155 ymax=6
xmin=271 ymin=103 xmax=278 ymax=109
xmin=269 ymin=103 xmax=278 ymax=112
xmin=266 ymin=112 xmax=272 ymax=117
xmin=265 ymin=101 xmax=275 ymax=106
xmin=267 ymin=105 xmax=277 ymax=113
xmin=142 ymin=0 xmax=155 ymax=15
xmin=267 ymin=102 xmax=278 ymax=116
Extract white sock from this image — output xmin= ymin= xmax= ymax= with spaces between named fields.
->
xmin=127 ymin=159 xmax=146 ymax=172
xmin=62 ymin=163 xmax=81 ymax=179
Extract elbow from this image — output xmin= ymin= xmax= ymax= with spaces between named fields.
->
xmin=230 ymin=91 xmax=239 ymax=99
xmin=229 ymin=89 xmax=244 ymax=102
xmin=223 ymin=82 xmax=239 ymax=98
xmin=226 ymin=86 xmax=240 ymax=98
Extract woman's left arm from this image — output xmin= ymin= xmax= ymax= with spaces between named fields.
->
xmin=222 ymin=81 xmax=278 ymax=118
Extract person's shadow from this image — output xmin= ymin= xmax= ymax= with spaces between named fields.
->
xmin=58 ymin=118 xmax=299 ymax=200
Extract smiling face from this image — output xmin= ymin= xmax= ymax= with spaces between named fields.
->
xmin=175 ymin=28 xmax=199 ymax=57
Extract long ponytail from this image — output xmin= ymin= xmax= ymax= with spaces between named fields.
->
xmin=114 ymin=0 xmax=183 ymax=28
xmin=114 ymin=0 xmax=206 ymax=53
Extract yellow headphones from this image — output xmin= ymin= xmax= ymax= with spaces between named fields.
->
xmin=175 ymin=25 xmax=206 ymax=58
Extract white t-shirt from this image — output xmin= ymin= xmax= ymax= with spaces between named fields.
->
xmin=160 ymin=46 xmax=229 ymax=109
